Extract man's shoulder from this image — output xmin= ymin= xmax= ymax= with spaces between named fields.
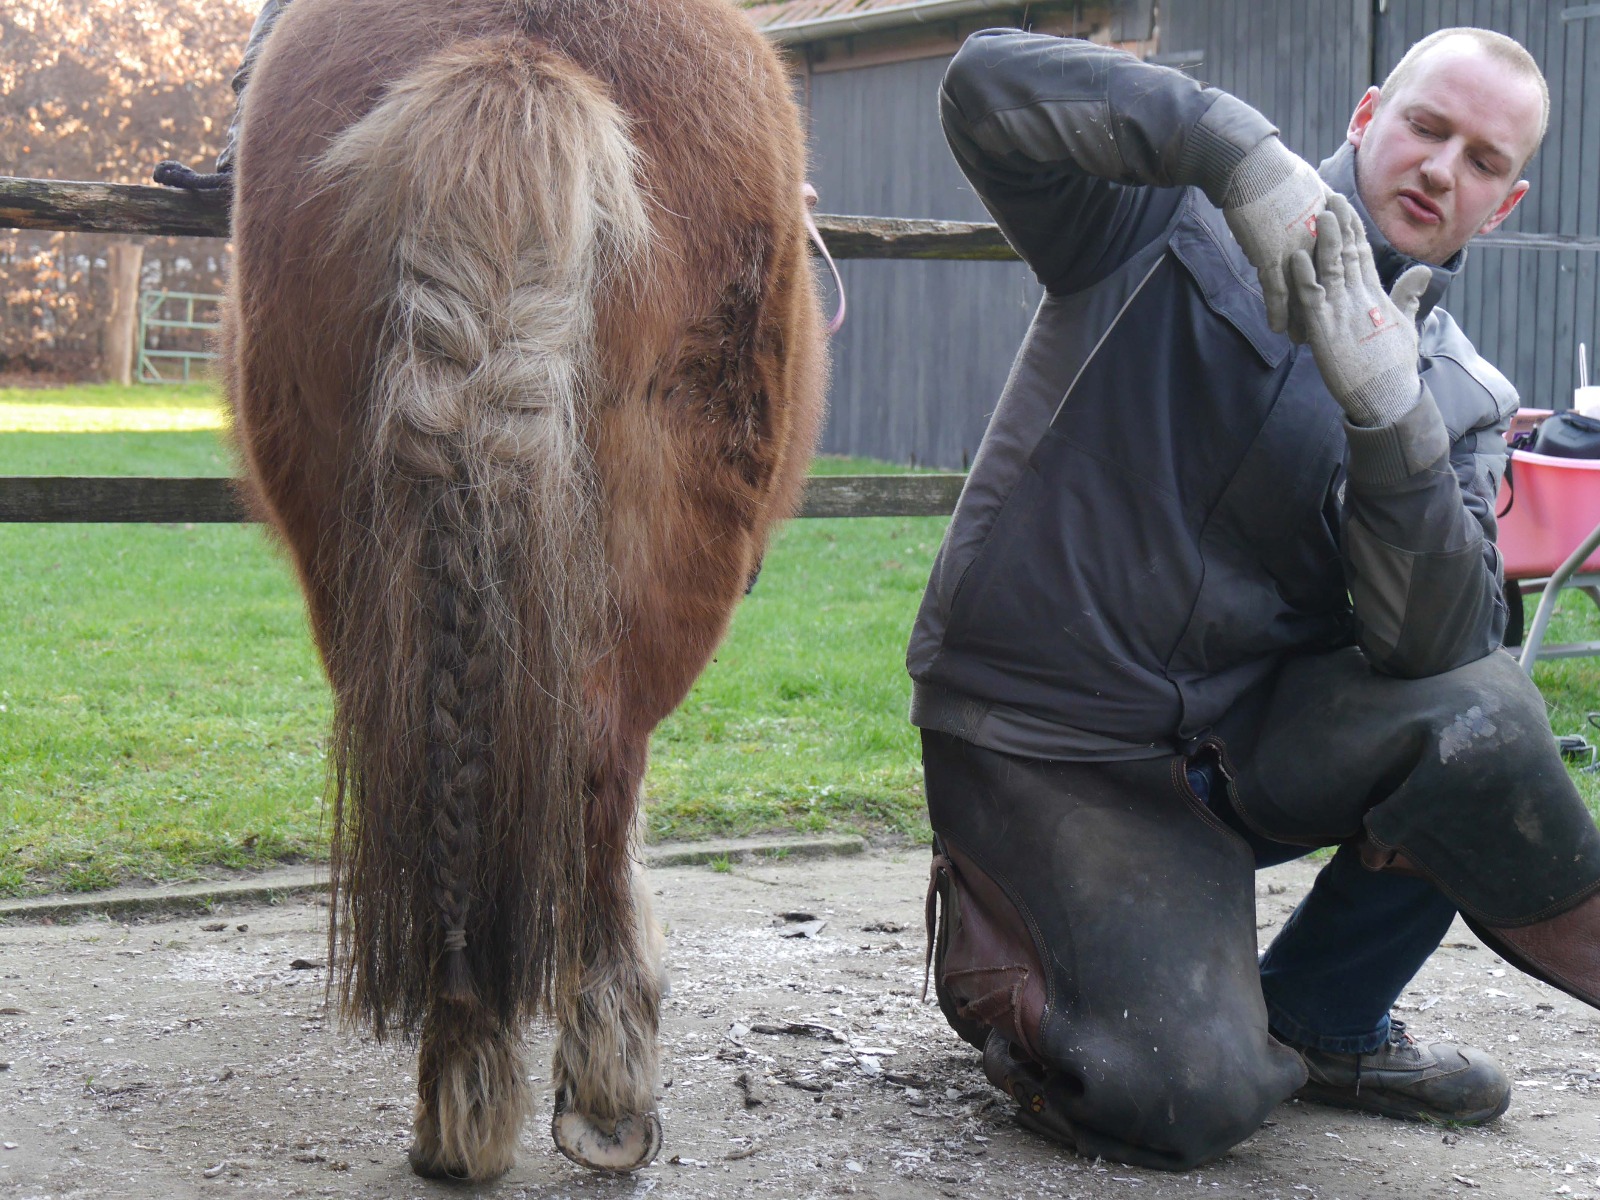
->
xmin=1420 ymin=306 xmax=1519 ymax=436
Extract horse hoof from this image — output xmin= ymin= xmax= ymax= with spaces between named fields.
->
xmin=406 ymin=1141 xmax=474 ymax=1182
xmin=551 ymin=1106 xmax=662 ymax=1172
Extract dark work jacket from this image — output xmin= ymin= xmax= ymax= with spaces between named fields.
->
xmin=907 ymin=31 xmax=1518 ymax=761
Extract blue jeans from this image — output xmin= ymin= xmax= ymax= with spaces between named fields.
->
xmin=1188 ymin=762 xmax=1458 ymax=1055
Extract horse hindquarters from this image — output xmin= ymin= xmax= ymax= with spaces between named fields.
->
xmin=230 ymin=0 xmax=827 ymax=1178
xmin=248 ymin=37 xmax=651 ymax=1181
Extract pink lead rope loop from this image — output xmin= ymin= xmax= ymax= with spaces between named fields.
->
xmin=802 ymin=183 xmax=847 ymax=336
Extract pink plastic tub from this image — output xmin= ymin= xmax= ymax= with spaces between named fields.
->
xmin=1497 ymin=409 xmax=1600 ymax=579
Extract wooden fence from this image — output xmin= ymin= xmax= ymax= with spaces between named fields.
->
xmin=0 ymin=175 xmax=1002 ymax=522
xmin=3 ymin=175 xmax=1580 ymax=522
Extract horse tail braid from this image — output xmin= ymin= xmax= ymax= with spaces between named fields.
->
xmin=313 ymin=35 xmax=652 ymax=1040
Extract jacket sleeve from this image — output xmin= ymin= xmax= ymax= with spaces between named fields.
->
xmin=939 ymin=29 xmax=1279 ymax=293
xmin=1339 ymin=383 xmax=1510 ymax=678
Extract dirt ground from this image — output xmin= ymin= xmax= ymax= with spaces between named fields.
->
xmin=2 ymin=848 xmax=1597 ymax=1200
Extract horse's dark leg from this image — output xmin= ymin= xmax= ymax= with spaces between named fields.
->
xmin=549 ymin=725 xmax=663 ymax=1172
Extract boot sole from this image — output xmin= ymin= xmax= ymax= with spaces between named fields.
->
xmin=1294 ymin=1080 xmax=1511 ymax=1126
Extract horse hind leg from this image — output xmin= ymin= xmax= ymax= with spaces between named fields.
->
xmin=550 ymin=792 xmax=664 ymax=1172
xmin=638 ymin=859 xmax=670 ymax=999
xmin=409 ymin=1003 xmax=529 ymax=1180
xmin=549 ymin=941 xmax=664 ymax=1170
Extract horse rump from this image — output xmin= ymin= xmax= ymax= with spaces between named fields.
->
xmin=224 ymin=0 xmax=824 ymax=1182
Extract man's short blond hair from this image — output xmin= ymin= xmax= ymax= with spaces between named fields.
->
xmin=1381 ymin=27 xmax=1550 ymax=167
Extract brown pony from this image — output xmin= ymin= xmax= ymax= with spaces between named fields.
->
xmin=221 ymin=0 xmax=826 ymax=1180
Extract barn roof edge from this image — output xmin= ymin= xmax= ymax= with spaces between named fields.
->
xmin=749 ymin=0 xmax=1059 ymax=45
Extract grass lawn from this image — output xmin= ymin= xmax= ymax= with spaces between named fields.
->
xmin=0 ymin=384 xmax=941 ymax=895
xmin=3 ymin=384 xmax=1598 ymax=896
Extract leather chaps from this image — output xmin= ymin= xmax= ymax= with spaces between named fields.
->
xmin=1223 ymin=647 xmax=1600 ymax=1010
xmin=923 ymin=730 xmax=1307 ymax=1169
xmin=923 ymin=648 xmax=1600 ymax=1169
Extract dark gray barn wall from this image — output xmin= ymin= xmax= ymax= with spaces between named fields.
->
xmin=1161 ymin=0 xmax=1372 ymax=162
xmin=1376 ymin=1 xmax=1600 ymax=409
xmin=804 ymin=53 xmax=1045 ymax=468
xmin=1166 ymin=0 xmax=1600 ymax=410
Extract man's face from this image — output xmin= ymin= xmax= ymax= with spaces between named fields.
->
xmin=1347 ymin=40 xmax=1543 ymax=265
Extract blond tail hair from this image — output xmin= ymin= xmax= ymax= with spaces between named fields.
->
xmin=313 ymin=33 xmax=650 ymax=1071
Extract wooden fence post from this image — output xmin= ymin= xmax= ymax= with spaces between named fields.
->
xmin=102 ymin=240 xmax=144 ymax=386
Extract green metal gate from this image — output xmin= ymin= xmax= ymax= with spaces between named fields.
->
xmin=136 ymin=290 xmax=220 ymax=383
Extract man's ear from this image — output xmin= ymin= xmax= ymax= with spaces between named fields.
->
xmin=1480 ymin=180 xmax=1531 ymax=236
xmin=1347 ymin=86 xmax=1382 ymax=148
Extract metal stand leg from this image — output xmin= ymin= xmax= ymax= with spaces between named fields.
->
xmin=1519 ymin=519 xmax=1600 ymax=673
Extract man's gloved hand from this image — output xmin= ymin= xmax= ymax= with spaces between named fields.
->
xmin=1287 ymin=193 xmax=1433 ymax=428
xmin=1221 ymin=137 xmax=1332 ymax=340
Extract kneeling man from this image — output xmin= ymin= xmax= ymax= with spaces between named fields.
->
xmin=912 ymin=25 xmax=1600 ymax=1169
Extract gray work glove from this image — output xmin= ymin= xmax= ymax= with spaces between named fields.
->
xmin=1287 ymin=193 xmax=1433 ymax=428
xmin=1221 ymin=137 xmax=1332 ymax=340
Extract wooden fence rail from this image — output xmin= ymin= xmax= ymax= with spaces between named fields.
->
xmin=4 ymin=175 xmax=1586 ymax=255
xmin=0 ymin=473 xmax=966 ymax=523
xmin=1 ymin=175 xmax=971 ymax=523
xmin=0 ymin=176 xmax=1018 ymax=260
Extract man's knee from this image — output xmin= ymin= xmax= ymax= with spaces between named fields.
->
xmin=935 ymin=839 xmax=1303 ymax=1169
xmin=1359 ymin=649 xmax=1600 ymax=925
xmin=922 ymin=732 xmax=1306 ymax=1168
xmin=1236 ymin=647 xmax=1564 ymax=847
xmin=1423 ymin=649 xmax=1555 ymax=773
xmin=1041 ymin=1028 xmax=1303 ymax=1169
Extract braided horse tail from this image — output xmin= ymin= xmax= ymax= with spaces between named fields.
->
xmin=310 ymin=38 xmax=650 ymax=1178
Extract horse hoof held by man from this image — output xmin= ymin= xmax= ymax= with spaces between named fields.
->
xmin=914 ymin=24 xmax=1599 ymax=1170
